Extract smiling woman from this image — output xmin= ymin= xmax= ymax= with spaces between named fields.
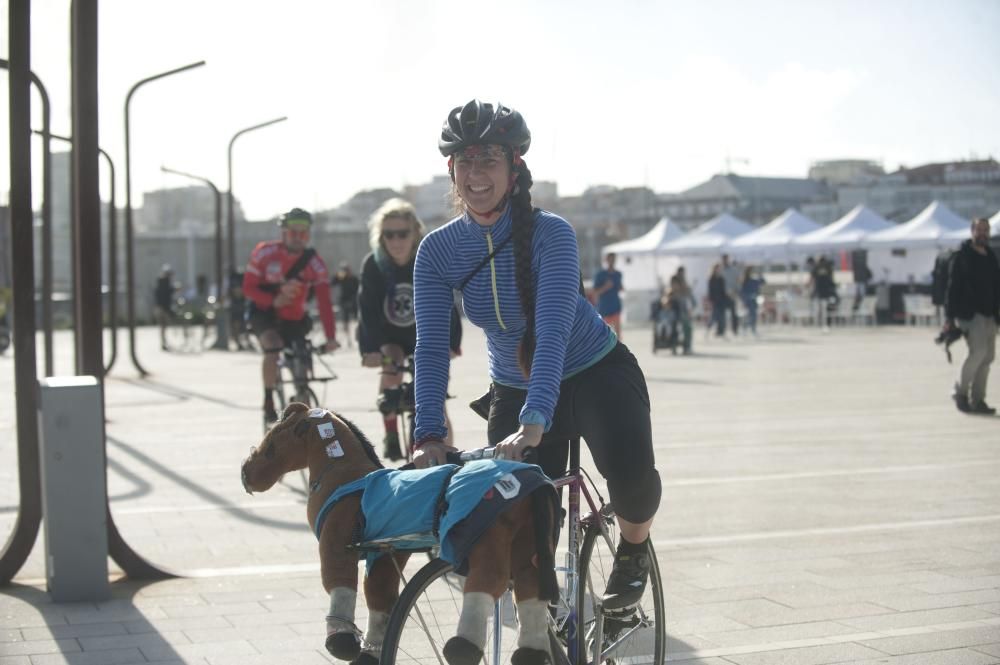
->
xmin=410 ymin=102 xmax=663 ymax=657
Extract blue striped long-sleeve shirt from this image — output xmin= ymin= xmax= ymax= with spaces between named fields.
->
xmin=413 ymin=206 xmax=616 ymax=442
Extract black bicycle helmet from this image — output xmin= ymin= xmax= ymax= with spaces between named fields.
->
xmin=438 ymin=100 xmax=531 ymax=157
xmin=279 ymin=208 xmax=313 ymax=226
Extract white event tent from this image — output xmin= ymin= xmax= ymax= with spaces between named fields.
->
xmin=727 ymin=208 xmax=822 ymax=262
xmin=659 ymin=213 xmax=754 ymax=299
xmin=863 ymin=201 xmax=969 ymax=284
xmin=600 ymin=216 xmax=685 ymax=291
xmin=792 ymin=204 xmax=894 ymax=254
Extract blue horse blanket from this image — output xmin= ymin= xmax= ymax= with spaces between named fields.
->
xmin=313 ymin=459 xmax=554 ymax=572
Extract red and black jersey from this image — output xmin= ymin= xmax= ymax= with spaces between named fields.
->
xmin=243 ymin=240 xmax=336 ymax=340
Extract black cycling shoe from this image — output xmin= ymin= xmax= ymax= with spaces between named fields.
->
xmin=971 ymin=400 xmax=996 ymax=415
xmin=383 ymin=431 xmax=403 ymax=461
xmin=602 ymin=548 xmax=650 ymax=611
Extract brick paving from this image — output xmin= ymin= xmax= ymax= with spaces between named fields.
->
xmin=1 ymin=321 xmax=998 ymax=664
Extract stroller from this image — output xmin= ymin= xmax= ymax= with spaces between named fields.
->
xmin=651 ymin=297 xmax=681 ymax=354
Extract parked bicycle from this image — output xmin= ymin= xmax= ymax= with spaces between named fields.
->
xmin=164 ymin=294 xmax=217 ymax=352
xmin=373 ymin=440 xmax=666 ymax=665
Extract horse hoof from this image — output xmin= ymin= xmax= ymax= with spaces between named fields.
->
xmin=326 ymin=632 xmax=361 ymax=660
xmin=350 ymin=652 xmax=379 ymax=665
xmin=512 ymin=646 xmax=551 ymax=665
xmin=443 ymin=636 xmax=484 ymax=665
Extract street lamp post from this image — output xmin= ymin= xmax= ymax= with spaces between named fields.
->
xmin=160 ymin=166 xmax=226 ymax=350
xmin=123 ymin=60 xmax=205 ymax=376
xmin=34 ymin=130 xmax=119 ymax=374
xmin=226 ymin=117 xmax=287 ymax=272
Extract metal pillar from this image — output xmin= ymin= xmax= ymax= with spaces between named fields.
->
xmin=38 ymin=131 xmax=120 ymax=374
xmin=71 ymin=0 xmax=174 ymax=580
xmin=0 ymin=58 xmax=53 ymax=376
xmin=0 ymin=0 xmax=42 ymax=586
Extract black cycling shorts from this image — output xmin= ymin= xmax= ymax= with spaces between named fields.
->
xmin=246 ymin=304 xmax=312 ymax=347
xmin=486 ymin=342 xmax=661 ymax=524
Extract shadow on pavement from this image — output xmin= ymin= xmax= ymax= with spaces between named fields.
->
xmin=110 ymin=377 xmax=259 ymax=411
xmin=0 ymin=581 xmax=187 ymax=663
xmin=108 ymin=435 xmax=306 ymax=533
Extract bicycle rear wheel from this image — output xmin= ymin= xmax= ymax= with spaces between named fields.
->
xmin=380 ymin=558 xmax=520 ymax=665
xmin=577 ymin=520 xmax=666 ymax=664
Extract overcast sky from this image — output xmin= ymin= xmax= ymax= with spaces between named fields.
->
xmin=2 ymin=0 xmax=999 ymax=220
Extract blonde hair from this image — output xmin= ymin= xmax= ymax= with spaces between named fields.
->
xmin=367 ymin=198 xmax=426 ymax=254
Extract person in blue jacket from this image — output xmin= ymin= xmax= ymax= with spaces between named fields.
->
xmin=592 ymin=252 xmax=624 ymax=338
xmin=409 ymin=100 xmax=661 ymax=615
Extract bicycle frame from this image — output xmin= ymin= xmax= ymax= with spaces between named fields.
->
xmin=548 ymin=441 xmax=610 ymax=665
xmin=277 ymin=338 xmax=337 ymax=405
xmin=378 ymin=356 xmax=416 ymax=460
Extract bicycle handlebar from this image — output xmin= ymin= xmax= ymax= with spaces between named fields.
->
xmin=449 ymin=447 xmax=496 ymax=463
xmin=445 ymin=446 xmax=538 ymax=465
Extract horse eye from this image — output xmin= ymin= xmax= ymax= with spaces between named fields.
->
xmin=264 ymin=443 xmax=276 ymax=459
xmin=294 ymin=420 xmax=311 ymax=437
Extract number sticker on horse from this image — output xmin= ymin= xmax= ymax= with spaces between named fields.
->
xmin=317 ymin=421 xmax=335 ymax=439
xmin=325 ymin=440 xmax=345 ymax=458
xmin=494 ymin=473 xmax=521 ymax=499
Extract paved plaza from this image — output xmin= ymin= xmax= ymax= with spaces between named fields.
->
xmin=1 ymin=321 xmax=998 ymax=664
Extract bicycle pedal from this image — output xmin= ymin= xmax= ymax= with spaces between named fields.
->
xmin=602 ymin=605 xmax=640 ymax=626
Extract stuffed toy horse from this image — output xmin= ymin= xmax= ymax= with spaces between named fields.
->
xmin=241 ymin=402 xmax=558 ymax=665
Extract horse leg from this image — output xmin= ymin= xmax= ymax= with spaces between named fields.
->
xmin=443 ymin=513 xmax=516 ymax=665
xmin=317 ymin=497 xmax=364 ymax=660
xmin=509 ymin=502 xmax=551 ymax=665
xmin=353 ymin=551 xmax=410 ymax=665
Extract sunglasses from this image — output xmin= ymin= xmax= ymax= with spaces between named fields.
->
xmin=382 ymin=229 xmax=412 ymax=241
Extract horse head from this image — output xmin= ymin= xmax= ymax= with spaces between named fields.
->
xmin=241 ymin=402 xmax=382 ymax=496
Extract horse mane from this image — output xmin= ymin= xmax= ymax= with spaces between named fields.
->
xmin=333 ymin=411 xmax=384 ymax=469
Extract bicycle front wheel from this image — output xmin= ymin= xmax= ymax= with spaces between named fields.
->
xmin=380 ymin=558 xmax=520 ymax=665
xmin=577 ymin=521 xmax=666 ymax=665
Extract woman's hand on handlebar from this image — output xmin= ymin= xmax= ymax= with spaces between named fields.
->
xmin=362 ymin=352 xmax=383 ymax=368
xmin=412 ymin=440 xmax=457 ymax=469
xmin=493 ymin=424 xmax=543 ymax=461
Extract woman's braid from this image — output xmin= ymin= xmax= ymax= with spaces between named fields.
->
xmin=511 ymin=162 xmax=537 ymax=377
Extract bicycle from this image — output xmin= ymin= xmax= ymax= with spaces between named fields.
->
xmin=269 ymin=337 xmax=338 ymax=427
xmin=267 ymin=336 xmax=337 ymax=493
xmin=375 ymin=441 xmax=666 ymax=665
xmin=377 ymin=356 xmax=416 ymax=461
xmin=164 ymin=295 xmax=216 ymax=351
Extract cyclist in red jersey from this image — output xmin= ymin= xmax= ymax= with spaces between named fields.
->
xmin=243 ymin=208 xmax=340 ymax=423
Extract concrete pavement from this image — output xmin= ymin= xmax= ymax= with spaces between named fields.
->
xmin=1 ymin=321 xmax=998 ymax=664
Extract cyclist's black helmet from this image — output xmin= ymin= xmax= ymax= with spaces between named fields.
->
xmin=438 ymin=100 xmax=531 ymax=157
xmin=279 ymin=208 xmax=313 ymax=227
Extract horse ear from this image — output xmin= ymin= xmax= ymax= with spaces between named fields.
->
xmin=282 ymin=402 xmax=309 ymax=420
xmin=293 ymin=419 xmax=311 ymax=437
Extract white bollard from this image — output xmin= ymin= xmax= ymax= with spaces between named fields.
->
xmin=38 ymin=376 xmax=110 ymax=602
